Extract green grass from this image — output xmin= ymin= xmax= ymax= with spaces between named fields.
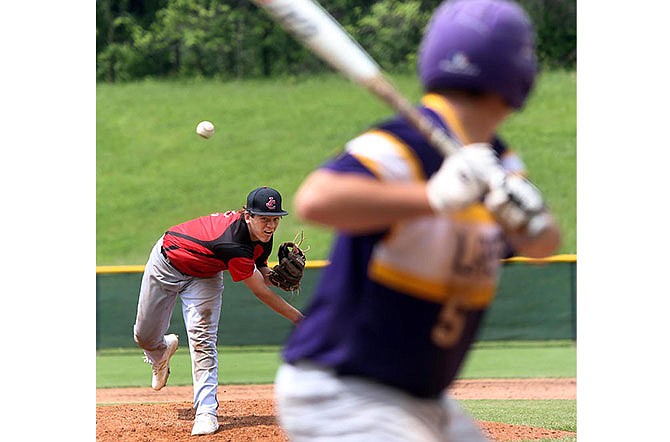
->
xmin=499 ymin=70 xmax=576 ymax=254
xmin=96 ymin=341 xmax=575 ymax=388
xmin=96 ymin=345 xmax=283 ymax=388
xmin=459 ymin=341 xmax=577 ymax=378
xmin=464 ymin=399 xmax=576 ymax=431
xmin=96 ymin=71 xmax=576 ymax=265
xmin=464 ymin=400 xmax=576 ymax=442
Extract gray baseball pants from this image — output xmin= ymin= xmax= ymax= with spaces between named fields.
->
xmin=133 ymin=237 xmax=224 ymax=417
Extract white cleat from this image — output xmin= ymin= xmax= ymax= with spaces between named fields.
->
xmin=150 ymin=334 xmax=179 ymax=391
xmin=191 ymin=413 xmax=219 ymax=436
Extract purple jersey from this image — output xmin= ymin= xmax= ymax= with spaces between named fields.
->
xmin=282 ymin=94 xmax=525 ymax=398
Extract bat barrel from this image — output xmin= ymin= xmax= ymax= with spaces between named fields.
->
xmin=252 ymin=0 xmax=381 ymax=84
xmin=253 ymin=0 xmax=460 ymax=158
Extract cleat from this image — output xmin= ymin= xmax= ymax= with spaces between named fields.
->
xmin=191 ymin=413 xmax=219 ymax=436
xmin=149 ymin=334 xmax=179 ymax=391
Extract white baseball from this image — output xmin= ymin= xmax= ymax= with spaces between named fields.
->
xmin=196 ymin=121 xmax=215 ymax=139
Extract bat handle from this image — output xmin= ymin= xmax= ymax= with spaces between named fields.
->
xmin=364 ymin=76 xmax=460 ymax=157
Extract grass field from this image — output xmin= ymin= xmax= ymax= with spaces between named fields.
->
xmin=464 ymin=400 xmax=576 ymax=441
xmin=96 ymin=340 xmax=576 ymax=388
xmin=96 ymin=70 xmax=576 ymax=265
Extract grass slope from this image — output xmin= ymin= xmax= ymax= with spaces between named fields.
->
xmin=97 ymin=71 xmax=576 ymax=265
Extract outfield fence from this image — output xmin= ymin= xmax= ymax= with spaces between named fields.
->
xmin=96 ymin=255 xmax=576 ymax=349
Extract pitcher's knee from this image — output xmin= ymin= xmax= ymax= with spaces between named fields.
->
xmin=134 ymin=332 xmax=161 ymax=351
xmin=133 ymin=332 xmax=147 ymax=349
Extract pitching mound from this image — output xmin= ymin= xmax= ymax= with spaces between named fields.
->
xmin=96 ymin=379 xmax=576 ymax=441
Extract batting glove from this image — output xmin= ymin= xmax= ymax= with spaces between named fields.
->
xmin=484 ymin=174 xmax=550 ymax=237
xmin=427 ymin=143 xmax=505 ymax=212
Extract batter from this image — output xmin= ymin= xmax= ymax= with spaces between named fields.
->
xmin=275 ymin=1 xmax=561 ymax=441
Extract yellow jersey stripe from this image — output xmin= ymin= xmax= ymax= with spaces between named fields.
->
xmin=369 ymin=129 xmax=426 ymax=181
xmin=420 ymin=94 xmax=470 ymax=144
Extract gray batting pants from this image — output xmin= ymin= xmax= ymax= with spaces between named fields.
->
xmin=275 ymin=362 xmax=490 ymax=442
xmin=133 ymin=237 xmax=224 ymax=417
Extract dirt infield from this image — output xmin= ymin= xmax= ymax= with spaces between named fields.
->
xmin=96 ymin=378 xmax=576 ymax=441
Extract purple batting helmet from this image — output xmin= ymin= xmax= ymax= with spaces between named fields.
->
xmin=418 ymin=0 xmax=537 ymax=109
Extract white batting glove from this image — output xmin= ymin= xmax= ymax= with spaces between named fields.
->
xmin=484 ymin=174 xmax=550 ymax=237
xmin=426 ymin=143 xmax=505 ymax=212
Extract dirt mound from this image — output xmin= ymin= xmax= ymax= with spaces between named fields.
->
xmin=96 ymin=379 xmax=576 ymax=441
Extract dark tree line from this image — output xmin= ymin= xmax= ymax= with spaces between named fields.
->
xmin=96 ymin=0 xmax=575 ymax=83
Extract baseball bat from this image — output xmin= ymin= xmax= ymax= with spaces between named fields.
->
xmin=250 ymin=0 xmax=459 ymax=157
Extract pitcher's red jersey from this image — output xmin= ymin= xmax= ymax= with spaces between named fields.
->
xmin=161 ymin=211 xmax=272 ymax=280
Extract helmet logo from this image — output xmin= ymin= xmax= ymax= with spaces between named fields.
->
xmin=266 ymin=197 xmax=276 ymax=210
xmin=519 ymin=44 xmax=535 ymax=63
xmin=439 ymin=52 xmax=480 ymax=76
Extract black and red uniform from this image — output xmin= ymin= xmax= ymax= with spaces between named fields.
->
xmin=161 ymin=210 xmax=272 ymax=281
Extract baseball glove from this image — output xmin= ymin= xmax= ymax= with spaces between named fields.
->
xmin=269 ymin=232 xmax=307 ymax=293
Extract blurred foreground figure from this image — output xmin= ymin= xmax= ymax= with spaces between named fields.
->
xmin=275 ymin=1 xmax=560 ymax=441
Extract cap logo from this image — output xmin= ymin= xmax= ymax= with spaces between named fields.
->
xmin=439 ymin=52 xmax=480 ymax=76
xmin=266 ymin=197 xmax=276 ymax=210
